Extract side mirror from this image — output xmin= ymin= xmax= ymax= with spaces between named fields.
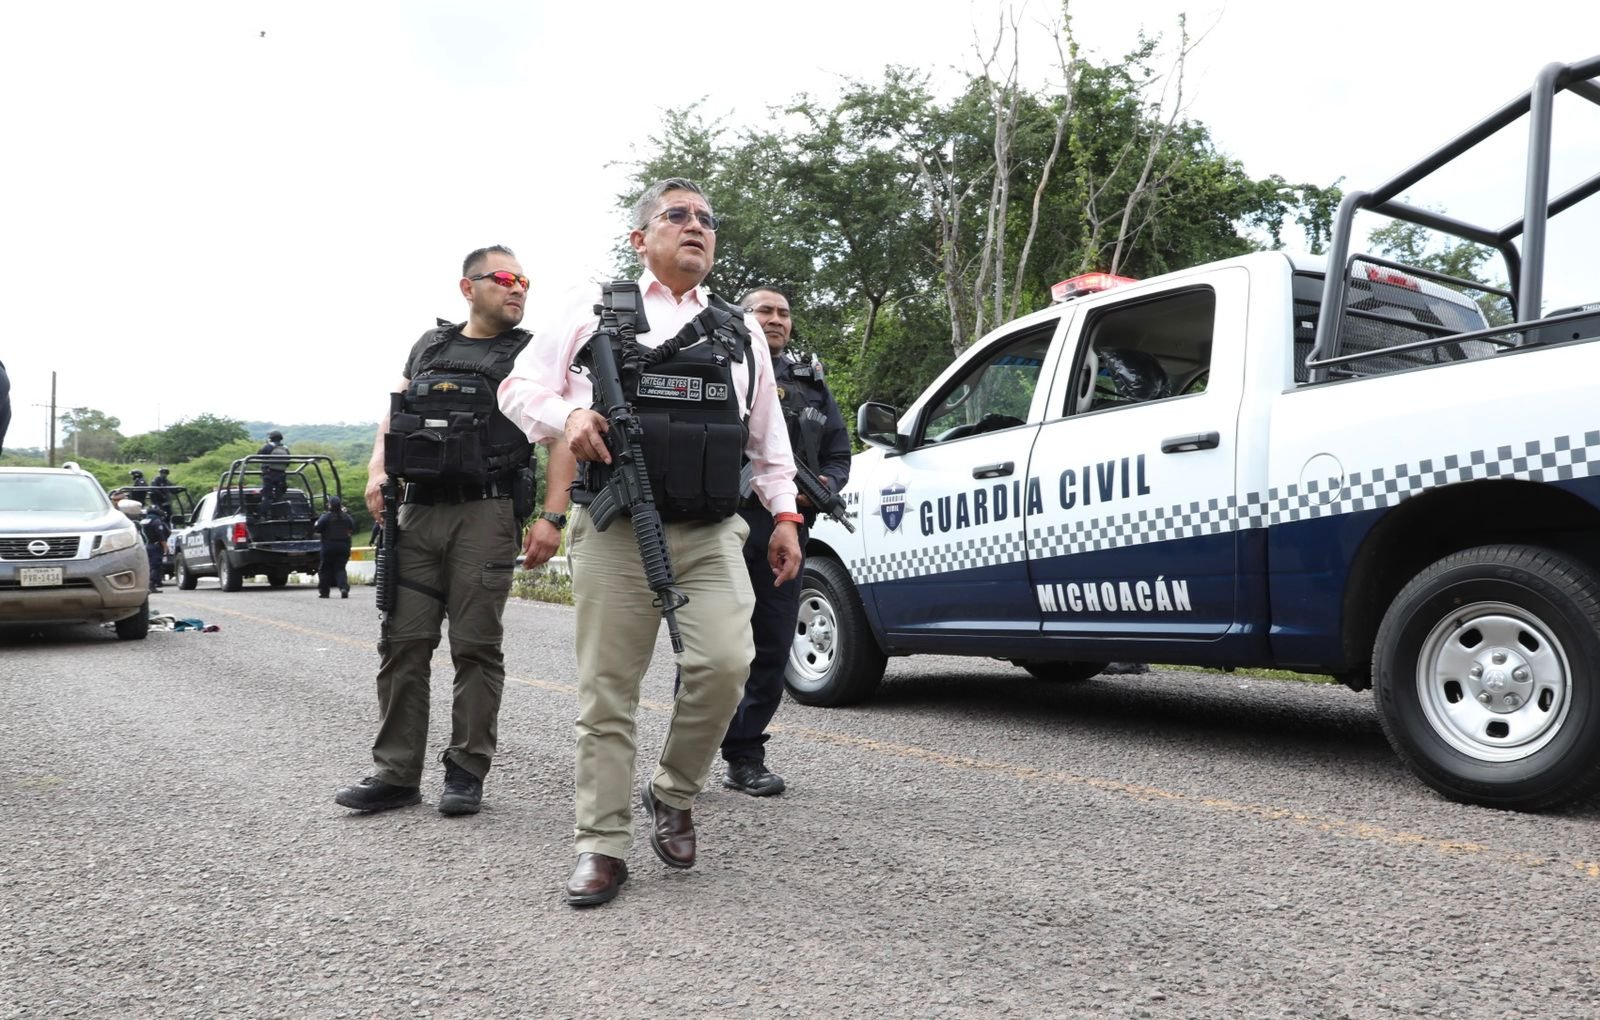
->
xmin=170 ymin=514 xmax=189 ymax=528
xmin=857 ymin=402 xmax=907 ymax=453
xmin=117 ymin=499 xmax=144 ymax=520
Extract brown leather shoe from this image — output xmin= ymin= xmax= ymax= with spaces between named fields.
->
xmin=640 ymin=781 xmax=695 ymax=869
xmin=564 ymin=853 xmax=628 ymax=907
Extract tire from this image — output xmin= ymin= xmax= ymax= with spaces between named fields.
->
xmin=114 ymin=599 xmax=150 ymax=641
xmin=176 ymin=554 xmax=198 ymax=591
xmin=267 ymin=570 xmax=289 ymax=588
xmin=1372 ymin=544 xmax=1600 ymax=811
xmin=218 ymin=549 xmax=243 ymax=592
xmin=1018 ymin=660 xmax=1108 ymax=683
xmin=784 ymin=556 xmax=888 ymax=707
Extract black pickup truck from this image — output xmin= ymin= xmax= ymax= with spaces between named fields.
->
xmin=172 ymin=455 xmax=343 ymax=591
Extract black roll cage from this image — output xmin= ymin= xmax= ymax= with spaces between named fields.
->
xmin=1308 ymin=54 xmax=1600 ymax=383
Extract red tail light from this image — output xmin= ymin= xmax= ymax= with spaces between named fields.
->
xmin=231 ymin=522 xmax=249 ymax=544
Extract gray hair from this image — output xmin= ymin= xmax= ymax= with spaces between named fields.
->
xmin=630 ymin=177 xmax=710 ymax=230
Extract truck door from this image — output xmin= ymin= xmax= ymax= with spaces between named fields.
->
xmin=1026 ymin=268 xmax=1246 ymax=643
xmin=182 ymin=493 xmax=216 ymax=570
xmin=859 ymin=318 xmax=1063 ymax=644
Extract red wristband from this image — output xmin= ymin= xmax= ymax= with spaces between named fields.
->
xmin=774 ymin=512 xmax=804 ymax=526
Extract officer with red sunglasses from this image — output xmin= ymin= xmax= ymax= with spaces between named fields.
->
xmin=334 ymin=244 xmax=572 ymax=819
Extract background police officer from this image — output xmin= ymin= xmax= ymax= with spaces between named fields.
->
xmin=335 ymin=245 xmax=569 ymax=819
xmin=313 ymin=496 xmax=357 ymax=599
xmin=140 ymin=504 xmax=170 ymax=593
xmin=721 ymin=286 xmax=852 ymax=796
xmin=257 ymin=431 xmax=290 ymax=515
xmin=150 ymin=467 xmax=175 ymax=521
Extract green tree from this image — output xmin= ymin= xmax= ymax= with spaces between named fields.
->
xmin=156 ymin=414 xmax=250 ymax=462
xmin=59 ymin=407 xmax=125 ymax=461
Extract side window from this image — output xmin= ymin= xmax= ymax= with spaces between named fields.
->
xmin=193 ymin=494 xmax=214 ymax=523
xmin=1069 ymin=288 xmax=1215 ymax=415
xmin=919 ymin=325 xmax=1054 ymax=446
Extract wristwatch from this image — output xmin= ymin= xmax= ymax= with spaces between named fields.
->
xmin=538 ymin=511 xmax=567 ymax=529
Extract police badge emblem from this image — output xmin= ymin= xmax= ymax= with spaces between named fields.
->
xmin=879 ymin=482 xmax=907 ymax=532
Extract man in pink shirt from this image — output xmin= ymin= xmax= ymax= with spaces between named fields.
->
xmin=498 ymin=177 xmax=802 ymax=907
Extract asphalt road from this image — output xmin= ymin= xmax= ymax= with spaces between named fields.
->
xmin=4 ymin=580 xmax=1599 ymax=1020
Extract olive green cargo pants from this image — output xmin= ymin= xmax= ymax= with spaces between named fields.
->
xmin=568 ymin=508 xmax=755 ymax=859
xmin=370 ymin=497 xmax=519 ymax=786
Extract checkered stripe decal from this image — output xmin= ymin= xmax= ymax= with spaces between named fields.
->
xmin=857 ymin=432 xmax=1600 ymax=583
xmin=853 ymin=528 xmax=1028 ymax=586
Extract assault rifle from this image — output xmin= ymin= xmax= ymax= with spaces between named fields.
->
xmin=372 ymin=480 xmax=400 ymax=618
xmin=576 ymin=289 xmax=689 ymax=653
xmin=739 ymin=459 xmax=855 ymax=533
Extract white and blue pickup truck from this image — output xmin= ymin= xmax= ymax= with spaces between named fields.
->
xmin=791 ymin=54 xmax=1600 ymax=811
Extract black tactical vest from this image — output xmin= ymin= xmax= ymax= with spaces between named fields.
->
xmin=580 ymin=284 xmax=756 ymax=521
xmin=383 ymin=326 xmax=532 ymax=486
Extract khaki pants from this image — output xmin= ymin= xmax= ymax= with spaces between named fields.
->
xmin=569 ymin=508 xmax=755 ymax=858
xmin=371 ymin=497 xmax=519 ymax=786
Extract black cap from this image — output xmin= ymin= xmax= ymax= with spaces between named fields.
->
xmin=158 ymin=467 xmax=169 ymax=474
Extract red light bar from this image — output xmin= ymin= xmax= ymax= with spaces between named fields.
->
xmin=1051 ymin=272 xmax=1137 ymax=303
xmin=1364 ymin=266 xmax=1421 ymax=291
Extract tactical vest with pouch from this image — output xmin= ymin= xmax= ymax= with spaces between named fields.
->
xmin=384 ymin=326 xmax=533 ymax=486
xmin=576 ymin=283 xmax=756 ymax=522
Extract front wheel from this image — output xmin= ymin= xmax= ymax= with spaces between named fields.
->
xmin=114 ymin=599 xmax=150 ymax=640
xmin=1373 ymin=544 xmax=1600 ymax=811
xmin=784 ymin=556 xmax=888 ymax=707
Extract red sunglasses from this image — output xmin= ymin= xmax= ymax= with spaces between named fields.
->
xmin=470 ymin=270 xmax=530 ymax=289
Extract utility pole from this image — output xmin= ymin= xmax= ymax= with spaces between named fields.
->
xmin=48 ymin=371 xmax=56 ymax=467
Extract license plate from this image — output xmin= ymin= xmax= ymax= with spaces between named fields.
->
xmin=20 ymin=567 xmax=64 ymax=587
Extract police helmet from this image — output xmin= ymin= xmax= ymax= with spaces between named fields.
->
xmin=157 ymin=467 xmax=170 ymax=475
xmin=268 ymin=430 xmax=283 ymax=442
xmin=1093 ymin=348 xmax=1171 ymax=406
xmin=328 ymin=497 xmax=343 ymax=510
xmin=129 ymin=469 xmax=145 ymax=480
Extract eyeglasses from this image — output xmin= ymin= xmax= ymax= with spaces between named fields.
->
xmin=469 ymin=270 xmax=530 ymax=289
xmin=654 ymin=206 xmax=719 ymax=231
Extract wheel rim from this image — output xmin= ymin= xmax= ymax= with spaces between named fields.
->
xmin=176 ymin=558 xmax=187 ymax=583
xmin=787 ymin=584 xmax=839 ymax=694
xmin=1415 ymin=599 xmax=1573 ymax=762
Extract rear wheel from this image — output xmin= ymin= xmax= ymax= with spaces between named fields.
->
xmin=114 ymin=599 xmax=150 ymax=641
xmin=784 ymin=556 xmax=888 ymax=707
xmin=1017 ymin=660 xmax=1108 ymax=683
xmin=1373 ymin=544 xmax=1600 ymax=810
xmin=218 ymin=549 xmax=243 ymax=592
xmin=175 ymin=554 xmax=198 ymax=590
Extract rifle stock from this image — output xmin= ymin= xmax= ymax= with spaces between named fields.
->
xmin=578 ymin=321 xmax=689 ymax=653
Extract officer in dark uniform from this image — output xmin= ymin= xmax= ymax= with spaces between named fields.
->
xmin=140 ymin=504 xmax=171 ymax=592
xmin=126 ymin=469 xmax=149 ymax=505
xmin=721 ymin=287 xmax=852 ymax=796
xmin=313 ymin=496 xmax=357 ymax=598
xmin=150 ymin=467 xmax=175 ymax=521
xmin=257 ymin=431 xmax=289 ymax=515
xmin=335 ymin=244 xmax=569 ymax=819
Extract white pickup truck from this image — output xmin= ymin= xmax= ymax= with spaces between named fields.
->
xmin=791 ymin=54 xmax=1600 ymax=811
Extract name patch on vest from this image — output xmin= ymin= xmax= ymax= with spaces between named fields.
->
xmin=638 ymin=374 xmax=703 ymax=401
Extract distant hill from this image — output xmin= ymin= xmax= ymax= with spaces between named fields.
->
xmin=242 ymin=421 xmax=378 ymax=463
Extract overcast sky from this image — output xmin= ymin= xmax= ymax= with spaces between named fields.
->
xmin=2 ymin=1 xmax=1596 ymax=451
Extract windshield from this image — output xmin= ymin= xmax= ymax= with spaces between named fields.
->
xmin=0 ymin=474 xmax=109 ymax=513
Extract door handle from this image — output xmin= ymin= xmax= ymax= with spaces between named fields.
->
xmin=1161 ymin=431 xmax=1220 ymax=453
xmin=972 ymin=461 xmax=1014 ymax=479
